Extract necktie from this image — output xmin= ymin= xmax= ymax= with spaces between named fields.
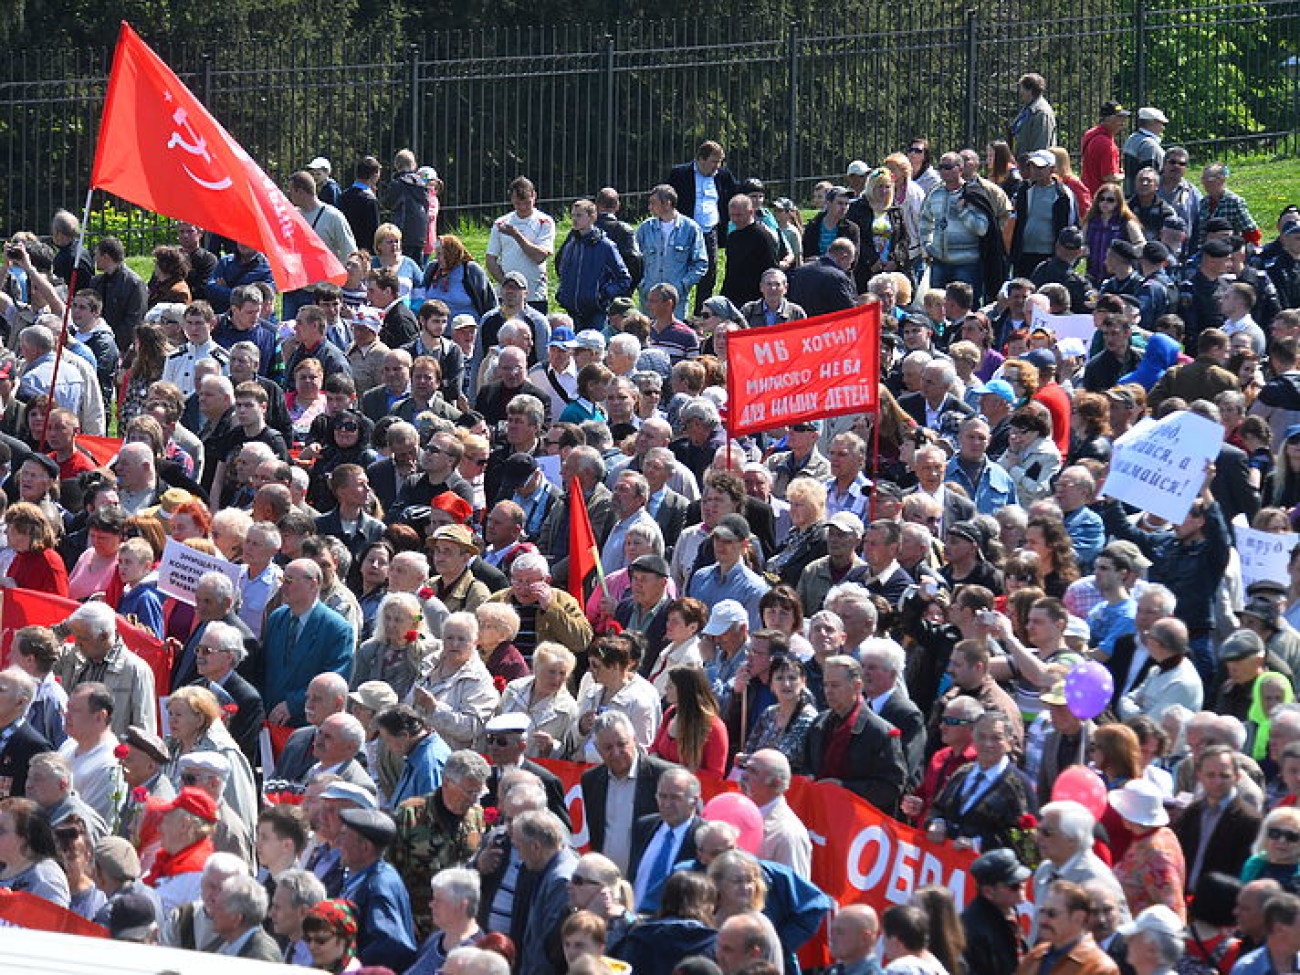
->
xmin=642 ymin=824 xmax=678 ymax=898
xmin=961 ymin=770 xmax=986 ymax=814
xmin=283 ymin=614 xmax=301 ymax=663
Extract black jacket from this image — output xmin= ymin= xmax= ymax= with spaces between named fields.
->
xmin=802 ymin=702 xmax=907 ymax=814
xmin=595 ymin=212 xmax=643 ymax=289
xmin=486 ymin=759 xmax=571 ymax=831
xmin=961 ymin=894 xmax=1026 ymax=975
xmin=0 ymin=721 xmax=51 ymax=798
xmin=579 ymin=752 xmax=674 ymax=856
xmin=381 ymin=302 xmax=420 ymax=350
xmin=667 ymin=162 xmax=738 ymax=240
xmin=786 ymin=257 xmax=857 ymax=319
xmin=198 ymin=670 xmax=265 ymax=768
xmin=616 ymin=597 xmax=671 ymax=680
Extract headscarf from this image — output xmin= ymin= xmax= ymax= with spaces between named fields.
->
xmin=1248 ymin=672 xmax=1295 ymax=761
xmin=303 ymin=898 xmax=359 ymax=967
xmin=1118 ymin=332 xmax=1182 ymax=391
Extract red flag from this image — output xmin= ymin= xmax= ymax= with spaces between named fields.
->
xmin=567 ymin=475 xmax=600 ymax=604
xmin=0 ymin=889 xmax=107 ymax=938
xmin=1 ymin=588 xmax=170 ymax=724
xmin=76 ymin=435 xmax=123 ymax=469
xmin=91 ymin=22 xmax=346 ymax=293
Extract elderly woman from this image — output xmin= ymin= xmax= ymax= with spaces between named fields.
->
xmin=410 ymin=610 xmax=500 ymax=751
xmin=998 ymin=406 xmax=1061 ymax=503
xmin=587 ymin=521 xmax=676 ymax=619
xmin=307 ymin=410 xmax=377 ymax=510
xmin=556 ymin=853 xmax=636 ymax=954
xmin=476 ymin=602 xmax=529 ymax=683
xmin=496 ymin=641 xmax=579 ymax=758
xmin=353 ymin=591 xmax=439 ymax=701
xmin=372 ymin=223 xmax=423 ymax=300
xmin=163 ymin=685 xmax=257 ymax=826
xmin=3 ymin=502 xmax=68 ymax=596
xmin=407 ymin=868 xmax=484 ymax=974
xmin=707 ymin=850 xmax=785 ymax=963
xmin=287 ymin=359 xmax=327 ymax=448
xmin=765 ymin=478 xmax=828 ymax=588
xmin=302 ymin=898 xmax=364 ymax=974
xmin=1123 ymin=905 xmax=1189 ymax=975
xmin=67 ymin=505 xmax=126 ymax=601
xmin=1241 ymin=805 xmax=1300 ymax=892
xmin=647 ymin=597 xmax=707 ymax=699
xmin=737 ymin=655 xmax=818 ymax=775
xmin=1109 ymin=778 xmax=1187 ymax=921
xmin=571 ymin=634 xmax=662 ymax=762
xmin=430 ymin=525 xmax=491 ymax=614
xmin=0 ymin=797 xmax=69 ymax=907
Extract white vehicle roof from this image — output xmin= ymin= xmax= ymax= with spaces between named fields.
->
xmin=0 ymin=926 xmax=324 ymax=974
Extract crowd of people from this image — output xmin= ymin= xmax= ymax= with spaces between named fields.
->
xmin=0 ymin=68 xmax=1298 ymax=975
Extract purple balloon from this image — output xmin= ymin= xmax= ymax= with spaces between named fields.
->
xmin=1063 ymin=661 xmax=1114 ymax=720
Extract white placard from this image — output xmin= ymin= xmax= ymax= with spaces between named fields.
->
xmin=537 ymin=453 xmax=564 ymax=490
xmin=1032 ymin=308 xmax=1097 ymax=349
xmin=156 ymin=538 xmax=242 ymax=606
xmin=1101 ymin=411 xmax=1223 ymax=524
xmin=1233 ymin=517 xmax=1297 ymax=590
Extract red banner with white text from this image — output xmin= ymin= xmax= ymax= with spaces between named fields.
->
xmin=0 ymin=889 xmax=107 ymax=938
xmin=724 ymin=303 xmax=882 ymax=438
xmin=537 ymin=758 xmax=977 ymax=967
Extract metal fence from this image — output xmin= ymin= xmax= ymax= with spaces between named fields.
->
xmin=0 ymin=0 xmax=1295 ymax=253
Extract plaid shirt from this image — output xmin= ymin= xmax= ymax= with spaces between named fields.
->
xmin=1197 ymin=189 xmax=1258 ymax=244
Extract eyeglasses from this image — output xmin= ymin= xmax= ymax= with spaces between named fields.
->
xmin=487 ymin=735 xmax=521 ymax=747
xmin=196 ymin=646 xmax=227 ymax=656
xmin=423 ymin=446 xmax=445 ymax=456
xmin=906 ymin=146 xmax=925 ymax=155
xmin=938 ymin=162 xmax=960 ymax=171
xmin=1269 ymin=828 xmax=1300 ymax=843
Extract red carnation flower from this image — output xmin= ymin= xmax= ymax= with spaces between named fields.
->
xmin=1019 ymin=814 xmax=1039 ymax=829
xmin=222 ymin=703 xmax=239 ymax=717
xmin=493 ymin=676 xmax=507 ymax=692
xmin=131 ymin=787 xmax=148 ymax=803
xmin=418 ymin=587 xmax=435 ymax=600
xmin=887 ymin=728 xmax=902 ymax=738
xmin=405 ymin=629 xmax=420 ymax=644
xmin=113 ymin=743 xmax=131 ymax=760
xmin=483 ymin=807 xmax=501 ymax=826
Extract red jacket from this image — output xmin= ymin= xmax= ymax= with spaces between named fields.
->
xmin=1080 ymin=125 xmax=1121 ymax=194
xmin=1034 ymin=382 xmax=1073 ymax=455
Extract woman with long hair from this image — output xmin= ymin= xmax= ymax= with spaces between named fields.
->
xmin=650 ymin=665 xmax=728 ymax=777
xmin=1080 ymin=184 xmax=1145 ymax=283
xmin=356 ymin=540 xmax=393 ymax=642
xmin=958 ymin=311 xmax=1005 ymax=381
xmin=2 ymin=503 xmax=68 ymax=597
xmin=119 ymin=322 xmax=172 ymax=426
xmin=986 ymin=141 xmax=1022 ymax=197
xmin=910 ymin=885 xmax=967 ymax=975
xmin=1271 ymin=425 xmax=1300 ymax=507
xmin=1024 ymin=516 xmax=1080 ymax=597
xmin=856 ymin=167 xmax=910 ymax=285
xmin=614 ymin=871 xmax=716 ymax=975
xmin=1049 ymin=147 xmax=1093 ymax=217
xmin=421 ymin=234 xmax=497 ymax=321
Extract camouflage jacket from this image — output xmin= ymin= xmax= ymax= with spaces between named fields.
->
xmin=391 ymin=791 xmax=485 ymax=937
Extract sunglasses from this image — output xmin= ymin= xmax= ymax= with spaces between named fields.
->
xmin=906 ymin=146 xmax=925 ymax=155
xmin=336 ymin=422 xmax=359 ymax=432
xmin=1269 ymin=828 xmax=1300 ymax=843
xmin=941 ymin=717 xmax=973 ymax=726
xmin=487 ymin=735 xmax=521 ymax=747
xmin=938 ymin=162 xmax=960 ymax=171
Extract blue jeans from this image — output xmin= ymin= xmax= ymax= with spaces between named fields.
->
xmin=928 ymin=259 xmax=983 ymax=304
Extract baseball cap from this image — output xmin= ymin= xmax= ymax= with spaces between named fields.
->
xmin=703 ymin=600 xmax=749 ymax=636
xmin=608 ymin=296 xmax=636 ymax=318
xmin=981 ymin=379 xmax=1016 ymax=405
xmin=1024 ymin=348 xmax=1057 ymax=372
xmin=451 ymin=314 xmax=478 ymax=332
xmin=826 ymin=511 xmax=866 ymax=537
xmin=159 ymin=786 xmax=218 ymax=823
xmin=1027 ymin=149 xmax=1056 ymax=169
xmin=1119 ymin=905 xmax=1184 ymax=941
xmin=501 ymin=271 xmax=528 ymax=289
xmin=550 ymin=326 xmax=578 ymax=349
xmin=1100 ymin=101 xmax=1131 ymax=118
xmin=108 ymin=891 xmax=159 ymax=941
xmin=1056 ymin=226 xmax=1085 ymax=250
xmin=847 ymin=160 xmax=870 ymax=177
xmin=307 ymin=156 xmax=332 ymax=172
xmin=497 ymin=453 xmax=539 ymax=496
xmin=711 ymin=513 xmax=752 ymax=543
xmin=575 ymin=330 xmax=607 ymax=352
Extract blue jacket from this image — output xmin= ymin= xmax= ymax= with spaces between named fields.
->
xmin=556 ymin=227 xmax=632 ymax=318
xmin=635 ymin=214 xmax=708 ymax=303
xmin=118 ymin=580 xmax=164 ymax=636
xmin=206 ymin=253 xmax=275 ymax=313
xmin=386 ymin=730 xmax=452 ymax=809
xmin=1064 ymin=505 xmax=1106 ymax=572
xmin=945 ymin=456 xmax=1018 ymax=515
xmin=341 ymin=858 xmax=418 ymax=971
xmin=262 ymin=601 xmax=354 ymax=723
xmin=614 ymin=919 xmax=717 ymax=975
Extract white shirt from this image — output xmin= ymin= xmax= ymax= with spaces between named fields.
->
xmin=59 ymin=736 xmax=124 ymax=827
xmin=486 ymin=210 xmax=557 ymax=301
xmin=603 ymin=757 xmax=639 ymax=873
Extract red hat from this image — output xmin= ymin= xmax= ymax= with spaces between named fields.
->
xmin=159 ymin=786 xmax=219 ymax=823
xmin=430 ymin=491 xmax=473 ymax=524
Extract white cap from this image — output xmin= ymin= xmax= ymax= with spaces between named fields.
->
xmin=847 ymin=160 xmax=870 ymax=177
xmin=486 ymin=713 xmax=531 ymax=735
xmin=177 ymin=751 xmax=229 ymax=776
xmin=703 ymin=600 xmax=748 ymax=636
xmin=307 ymin=156 xmax=332 ymax=173
xmin=1119 ymin=905 xmax=1184 ymax=940
xmin=1137 ymin=107 xmax=1169 ymax=124
xmin=575 ymin=330 xmax=607 ymax=352
xmin=1028 ymin=149 xmax=1057 ymax=168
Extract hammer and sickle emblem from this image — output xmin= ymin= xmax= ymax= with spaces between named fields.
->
xmin=166 ymin=106 xmax=234 ymax=191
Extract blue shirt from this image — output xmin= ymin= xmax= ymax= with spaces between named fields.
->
xmin=687 ymin=562 xmax=769 ymax=630
xmin=1064 ymin=505 xmax=1106 ymax=573
xmin=1087 ymin=597 xmax=1137 ymax=658
xmin=945 ymin=456 xmax=1019 ymax=515
xmin=386 ymin=731 xmax=452 ymax=809
xmin=693 ymin=167 xmax=720 ymax=231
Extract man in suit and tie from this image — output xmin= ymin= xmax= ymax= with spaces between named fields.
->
xmin=263 ymin=559 xmax=354 ymax=726
xmin=271 ymin=673 xmax=349 ymax=787
xmin=170 ymin=573 xmax=258 ymax=691
xmin=643 ymin=448 xmax=689 ymax=558
xmin=925 ymin=710 xmax=1033 ymax=852
xmin=579 ymin=711 xmax=674 ymax=874
xmin=0 ymin=667 xmax=51 ymax=798
xmin=481 ymin=713 xmax=570 ymax=829
xmin=616 ymin=554 xmax=674 ymax=680
xmin=629 ymin=767 xmax=706 ymax=912
xmin=827 ymin=904 xmax=884 ymax=975
xmin=897 ymin=360 xmax=975 ymax=437
xmin=904 ymin=444 xmax=976 ymax=534
xmin=1173 ymin=743 xmax=1262 ymax=890
xmin=858 ymin=641 xmax=925 ymax=789
xmin=191 ymin=621 xmax=264 ymax=767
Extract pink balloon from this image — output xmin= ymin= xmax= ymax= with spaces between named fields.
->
xmin=1051 ymin=765 xmax=1108 ymax=820
xmin=703 ymin=792 xmax=764 ymax=854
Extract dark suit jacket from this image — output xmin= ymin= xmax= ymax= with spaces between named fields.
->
xmin=315 ymin=508 xmax=386 ymax=566
xmin=235 ymin=927 xmax=284 ymax=962
xmin=1214 ymin=443 xmax=1261 ymax=525
xmin=897 ymin=391 xmax=976 ymax=431
xmin=271 ymin=726 xmax=318 ymax=784
xmin=486 ymin=759 xmax=571 ymax=831
xmin=802 ymin=702 xmax=907 ymax=814
xmin=366 ymin=456 xmax=412 ymax=513
xmin=359 ymin=385 xmax=406 ymax=424
xmin=962 ymin=893 xmax=1026 ymax=975
xmin=1172 ymin=794 xmax=1261 ymax=882
xmin=579 ymin=752 xmax=675 ymax=856
xmin=653 ymin=490 xmax=690 ymax=557
xmin=381 ymin=302 xmax=420 ymax=349
xmin=902 ymin=484 xmax=976 ymax=531
xmin=667 ymin=162 xmax=738 ymax=240
xmin=198 ymin=670 xmax=265 ymax=766
xmin=928 ymin=761 xmax=1033 ymax=851
xmin=628 ymin=813 xmax=704 ymax=888
xmin=878 ymin=692 xmax=927 ymax=790
xmin=786 ymin=257 xmax=857 ymax=318
xmin=1102 ymin=633 xmax=1153 ymax=711
xmin=0 ymin=721 xmax=51 ymax=798
xmin=617 ymin=598 xmax=671 ymax=680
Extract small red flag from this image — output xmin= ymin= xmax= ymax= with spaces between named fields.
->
xmin=567 ymin=475 xmax=600 ymax=604
xmin=91 ymin=22 xmax=346 ymax=293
